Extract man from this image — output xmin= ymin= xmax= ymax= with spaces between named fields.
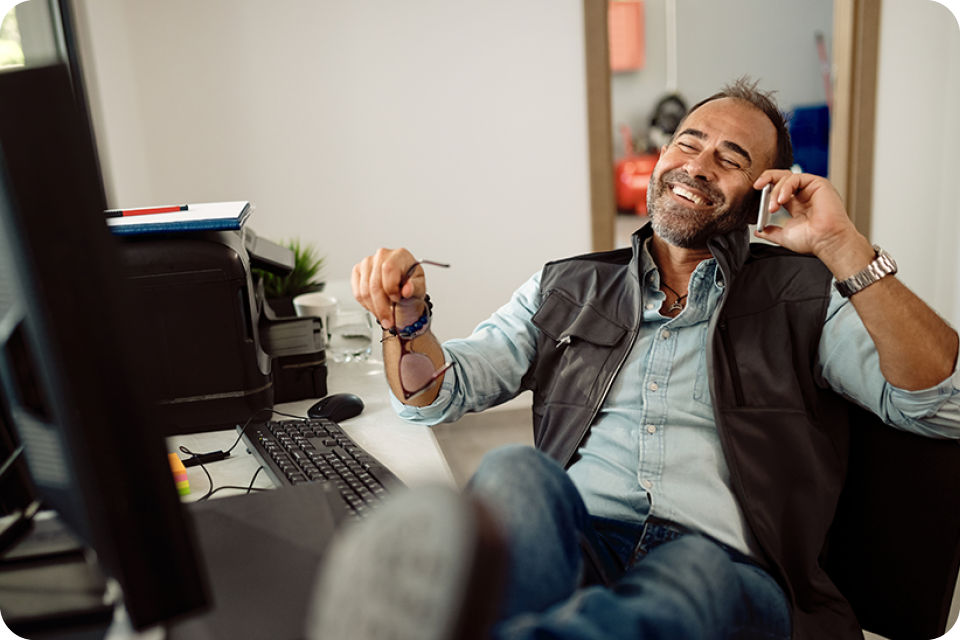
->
xmin=310 ymin=79 xmax=960 ymax=640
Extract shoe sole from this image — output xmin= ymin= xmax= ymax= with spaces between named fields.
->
xmin=307 ymin=485 xmax=506 ymax=640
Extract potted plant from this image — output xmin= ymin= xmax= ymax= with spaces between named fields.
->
xmin=254 ymin=238 xmax=325 ymax=316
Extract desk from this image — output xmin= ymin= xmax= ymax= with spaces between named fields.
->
xmin=91 ymin=359 xmax=461 ymax=640
xmin=168 ymin=357 xmax=458 ymax=501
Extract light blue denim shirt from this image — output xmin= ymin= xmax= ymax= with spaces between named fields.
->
xmin=393 ymin=240 xmax=960 ymax=558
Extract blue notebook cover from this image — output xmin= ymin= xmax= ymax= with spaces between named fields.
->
xmin=106 ymin=201 xmax=252 ymax=236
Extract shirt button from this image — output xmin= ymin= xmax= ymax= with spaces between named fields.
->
xmin=661 ymin=329 xmax=671 ymax=339
xmin=646 ymin=424 xmax=657 ymax=434
xmin=646 ymin=302 xmax=657 ymax=310
xmin=641 ymin=479 xmax=653 ymax=489
xmin=649 ymin=382 xmax=659 ymax=391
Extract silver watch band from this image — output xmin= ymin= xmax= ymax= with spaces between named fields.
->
xmin=834 ymin=245 xmax=898 ymax=298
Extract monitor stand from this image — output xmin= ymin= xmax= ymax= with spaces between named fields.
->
xmin=0 ymin=511 xmax=112 ymax=639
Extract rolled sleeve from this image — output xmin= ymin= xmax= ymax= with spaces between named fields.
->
xmin=390 ymin=272 xmax=543 ymax=425
xmin=819 ymin=287 xmax=960 ymax=438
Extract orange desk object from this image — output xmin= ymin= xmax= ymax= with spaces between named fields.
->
xmin=168 ymin=453 xmax=191 ymax=496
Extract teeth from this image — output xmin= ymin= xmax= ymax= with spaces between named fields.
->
xmin=672 ymin=185 xmax=709 ymax=206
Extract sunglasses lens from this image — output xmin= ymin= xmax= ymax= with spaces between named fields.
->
xmin=399 ymin=357 xmax=453 ymax=400
xmin=400 ymin=352 xmax=438 ymax=390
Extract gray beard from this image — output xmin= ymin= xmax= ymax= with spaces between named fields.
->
xmin=647 ymin=171 xmax=757 ymax=249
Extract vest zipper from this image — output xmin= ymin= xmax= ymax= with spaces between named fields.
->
xmin=564 ymin=323 xmax=639 ymax=469
xmin=563 ymin=278 xmax=643 ymax=468
xmin=718 ymin=320 xmax=745 ymax=406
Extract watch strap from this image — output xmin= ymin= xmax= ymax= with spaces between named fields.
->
xmin=834 ymin=245 xmax=898 ymax=298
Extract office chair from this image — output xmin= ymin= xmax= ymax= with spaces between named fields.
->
xmin=824 ymin=403 xmax=960 ymax=640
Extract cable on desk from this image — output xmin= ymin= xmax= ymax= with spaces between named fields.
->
xmin=179 ymin=449 xmax=266 ymax=502
xmin=184 ymin=452 xmax=215 ymax=501
xmin=179 ymin=407 xmax=309 ymax=466
xmin=202 ymin=466 xmax=269 ymax=500
xmin=176 ymin=408 xmax=310 ymax=501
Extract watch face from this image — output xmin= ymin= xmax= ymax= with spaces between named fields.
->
xmin=874 ymin=247 xmax=897 ymax=274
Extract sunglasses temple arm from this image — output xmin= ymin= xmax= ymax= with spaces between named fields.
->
xmin=398 ymin=260 xmax=451 ymax=290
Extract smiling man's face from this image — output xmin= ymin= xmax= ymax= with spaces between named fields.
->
xmin=647 ymin=97 xmax=778 ymax=249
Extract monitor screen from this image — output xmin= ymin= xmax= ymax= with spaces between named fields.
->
xmin=0 ymin=63 xmax=208 ymax=630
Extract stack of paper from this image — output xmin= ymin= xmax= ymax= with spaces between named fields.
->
xmin=106 ymin=201 xmax=252 ymax=236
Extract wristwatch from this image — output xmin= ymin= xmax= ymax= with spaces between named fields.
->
xmin=834 ymin=245 xmax=898 ymax=298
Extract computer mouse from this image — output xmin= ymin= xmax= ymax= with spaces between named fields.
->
xmin=307 ymin=393 xmax=364 ymax=422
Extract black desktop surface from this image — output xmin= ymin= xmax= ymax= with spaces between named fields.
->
xmin=168 ymin=481 xmax=346 ymax=640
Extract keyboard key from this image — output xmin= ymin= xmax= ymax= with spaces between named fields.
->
xmin=243 ymin=415 xmax=403 ymax=519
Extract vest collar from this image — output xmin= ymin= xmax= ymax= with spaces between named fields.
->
xmin=630 ymin=221 xmax=752 ymax=287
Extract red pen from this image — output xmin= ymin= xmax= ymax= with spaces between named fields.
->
xmin=105 ymin=204 xmax=188 ymax=217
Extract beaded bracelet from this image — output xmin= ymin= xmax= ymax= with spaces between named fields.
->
xmin=394 ymin=310 xmax=430 ymax=338
xmin=380 ymin=295 xmax=433 ymax=338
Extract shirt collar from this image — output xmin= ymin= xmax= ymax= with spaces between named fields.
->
xmin=639 ymin=237 xmax=724 ymax=325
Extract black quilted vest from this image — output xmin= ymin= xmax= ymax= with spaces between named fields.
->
xmin=520 ymin=223 xmax=861 ymax=640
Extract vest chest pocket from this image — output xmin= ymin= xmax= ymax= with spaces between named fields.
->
xmin=531 ymin=291 xmax=628 ymax=403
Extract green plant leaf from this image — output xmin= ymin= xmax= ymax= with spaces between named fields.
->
xmin=253 ymin=238 xmax=325 ymax=298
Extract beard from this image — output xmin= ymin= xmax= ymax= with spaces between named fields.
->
xmin=646 ymin=169 xmax=758 ymax=249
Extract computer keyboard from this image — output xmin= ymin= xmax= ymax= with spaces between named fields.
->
xmin=242 ymin=417 xmax=403 ymax=520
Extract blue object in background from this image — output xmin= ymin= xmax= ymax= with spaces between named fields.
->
xmin=788 ymin=104 xmax=830 ymax=177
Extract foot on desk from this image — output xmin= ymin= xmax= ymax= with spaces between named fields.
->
xmin=307 ymin=485 xmax=507 ymax=640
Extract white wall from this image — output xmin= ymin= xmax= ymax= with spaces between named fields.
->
xmin=872 ymin=0 xmax=960 ymax=329
xmin=72 ymin=0 xmax=593 ymax=342
xmin=72 ymin=0 xmax=960 ymax=336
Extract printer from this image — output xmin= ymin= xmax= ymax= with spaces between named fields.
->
xmin=118 ymin=227 xmax=327 ymax=436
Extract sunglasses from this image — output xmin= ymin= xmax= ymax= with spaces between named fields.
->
xmin=392 ymin=261 xmax=452 ymax=400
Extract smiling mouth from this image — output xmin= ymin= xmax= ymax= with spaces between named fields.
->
xmin=671 ymin=184 xmax=714 ymax=207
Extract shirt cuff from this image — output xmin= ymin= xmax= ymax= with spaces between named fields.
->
xmin=884 ymin=359 xmax=960 ymax=436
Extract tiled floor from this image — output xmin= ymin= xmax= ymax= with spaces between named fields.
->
xmin=431 ymin=398 xmax=533 ymax=489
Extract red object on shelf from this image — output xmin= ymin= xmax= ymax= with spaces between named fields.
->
xmin=614 ymin=124 xmax=658 ymax=214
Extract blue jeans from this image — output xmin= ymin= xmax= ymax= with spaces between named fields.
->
xmin=466 ymin=445 xmax=791 ymax=640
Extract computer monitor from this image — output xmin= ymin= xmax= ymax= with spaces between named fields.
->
xmin=0 ymin=63 xmax=208 ymax=630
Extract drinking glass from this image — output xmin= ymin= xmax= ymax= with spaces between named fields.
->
xmin=327 ymin=308 xmax=374 ymax=363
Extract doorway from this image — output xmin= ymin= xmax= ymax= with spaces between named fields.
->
xmin=583 ymin=0 xmax=880 ymax=251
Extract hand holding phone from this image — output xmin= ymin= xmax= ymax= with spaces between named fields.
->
xmin=756 ymin=183 xmax=773 ymax=230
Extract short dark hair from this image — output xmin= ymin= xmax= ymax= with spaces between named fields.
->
xmin=683 ymin=77 xmax=793 ymax=171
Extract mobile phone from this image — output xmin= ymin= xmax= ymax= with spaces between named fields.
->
xmin=756 ymin=183 xmax=773 ymax=230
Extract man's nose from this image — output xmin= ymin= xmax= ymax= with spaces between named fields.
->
xmin=682 ymin=151 xmax=716 ymax=182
